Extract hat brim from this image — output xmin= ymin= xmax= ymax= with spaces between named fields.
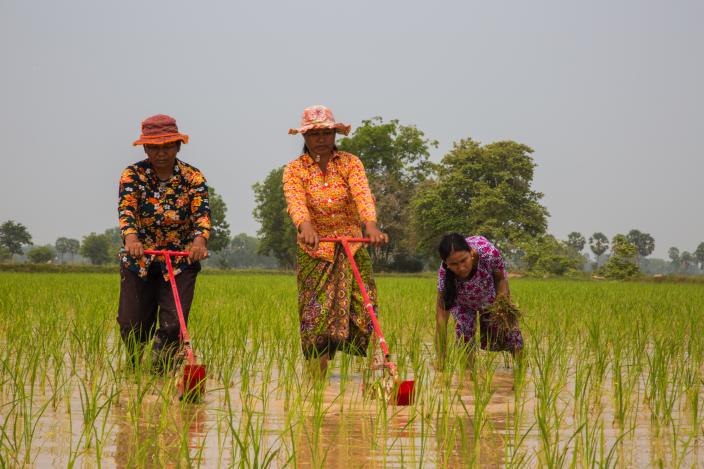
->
xmin=133 ymin=134 xmax=189 ymax=146
xmin=288 ymin=123 xmax=351 ymax=136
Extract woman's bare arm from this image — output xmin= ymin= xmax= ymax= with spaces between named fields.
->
xmin=493 ymin=269 xmax=510 ymax=298
xmin=435 ymin=291 xmax=450 ymax=368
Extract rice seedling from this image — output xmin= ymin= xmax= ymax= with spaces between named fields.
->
xmin=1 ymin=273 xmax=703 ymax=466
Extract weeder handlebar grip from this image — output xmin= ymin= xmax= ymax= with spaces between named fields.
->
xmin=318 ymin=237 xmax=371 ymax=243
xmin=143 ymin=250 xmax=190 ymax=257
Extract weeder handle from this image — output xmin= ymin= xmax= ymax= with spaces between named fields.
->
xmin=319 ymin=237 xmax=371 ymax=243
xmin=143 ymin=249 xmax=190 ymax=257
xmin=145 ymin=249 xmax=195 ymax=365
xmin=337 ymin=239 xmax=390 ymax=358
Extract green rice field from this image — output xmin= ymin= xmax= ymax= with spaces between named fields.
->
xmin=1 ymin=272 xmax=703 ymax=467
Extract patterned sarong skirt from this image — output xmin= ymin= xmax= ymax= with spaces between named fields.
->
xmin=297 ymin=245 xmax=377 ymax=359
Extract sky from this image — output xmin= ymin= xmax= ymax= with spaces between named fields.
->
xmin=1 ymin=0 xmax=702 ymax=259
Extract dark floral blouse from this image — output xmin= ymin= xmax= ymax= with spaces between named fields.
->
xmin=118 ymin=158 xmax=211 ymax=279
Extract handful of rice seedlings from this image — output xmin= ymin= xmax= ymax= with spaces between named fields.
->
xmin=483 ymin=295 xmax=523 ymax=335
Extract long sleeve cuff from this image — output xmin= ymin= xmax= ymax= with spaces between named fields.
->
xmin=193 ymin=228 xmax=210 ymax=240
xmin=121 ymin=226 xmax=138 ymax=238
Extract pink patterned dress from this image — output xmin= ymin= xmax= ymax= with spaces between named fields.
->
xmin=437 ymin=236 xmax=523 ymax=352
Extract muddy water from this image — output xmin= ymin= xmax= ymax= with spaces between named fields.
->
xmin=24 ymin=373 xmax=507 ymax=467
xmin=6 ymin=352 xmax=704 ymax=467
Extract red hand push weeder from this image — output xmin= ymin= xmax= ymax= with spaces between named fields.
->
xmin=144 ymin=250 xmax=207 ymax=401
xmin=320 ymin=238 xmax=415 ymax=406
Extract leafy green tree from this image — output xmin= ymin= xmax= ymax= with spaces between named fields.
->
xmin=680 ymin=251 xmax=694 ymax=274
xmin=339 ymin=117 xmax=436 ymax=184
xmin=103 ymin=227 xmax=123 ymax=264
xmin=640 ymin=258 xmax=670 ymax=275
xmin=0 ymin=220 xmax=33 ymax=260
xmin=0 ymin=246 xmax=10 ymax=262
xmin=694 ymin=242 xmax=704 ymax=270
xmin=565 ymin=232 xmax=586 ymax=253
xmin=252 ymin=167 xmax=297 ymax=269
xmin=207 ymin=187 xmax=231 ymax=252
xmin=208 ymin=233 xmax=278 ymax=269
xmin=601 ymin=234 xmax=639 ymax=279
xmin=223 ymin=233 xmax=259 ymax=269
xmin=55 ymin=237 xmax=80 ymax=263
xmin=80 ymin=232 xmax=111 ymax=265
xmin=27 ymin=245 xmax=56 ymax=264
xmin=588 ymin=232 xmax=609 ymax=268
xmin=55 ymin=237 xmax=70 ymax=262
xmin=668 ymin=247 xmax=680 ymax=272
xmin=516 ymin=234 xmax=581 ymax=276
xmin=626 ymin=229 xmax=655 ymax=268
xmin=66 ymin=238 xmax=80 ymax=261
xmin=229 ymin=233 xmax=277 ymax=268
xmin=339 ymin=117 xmax=437 ymax=269
xmin=411 ymin=139 xmax=548 ymax=254
xmin=626 ymin=229 xmax=655 ymax=257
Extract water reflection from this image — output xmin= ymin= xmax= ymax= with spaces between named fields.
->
xmin=13 ymin=355 xmax=704 ymax=467
xmin=110 ymin=380 xmax=209 ymax=468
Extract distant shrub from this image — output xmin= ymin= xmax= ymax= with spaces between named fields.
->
xmin=601 ymin=235 xmax=640 ymax=279
xmin=388 ymin=255 xmax=425 ymax=273
xmin=513 ymin=235 xmax=582 ymax=276
xmin=27 ymin=245 xmax=56 ymax=264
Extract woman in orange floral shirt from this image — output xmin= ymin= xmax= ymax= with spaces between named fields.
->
xmin=284 ymin=105 xmax=388 ymax=376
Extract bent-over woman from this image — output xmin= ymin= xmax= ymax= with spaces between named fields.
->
xmin=283 ymin=105 xmax=388 ymax=376
xmin=436 ymin=233 xmax=523 ymax=365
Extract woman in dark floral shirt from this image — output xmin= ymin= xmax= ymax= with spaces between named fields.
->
xmin=117 ymin=114 xmax=211 ymax=372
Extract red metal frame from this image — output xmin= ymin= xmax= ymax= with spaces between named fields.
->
xmin=144 ymin=249 xmax=195 ymax=366
xmin=318 ymin=238 xmax=395 ymax=373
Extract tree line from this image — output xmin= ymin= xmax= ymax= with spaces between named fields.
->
xmin=253 ymin=118 xmax=557 ymax=272
xmin=3 ymin=117 xmax=703 ymax=276
xmin=0 ymin=187 xmax=275 ymax=269
xmin=251 ymin=117 xmax=704 ymax=277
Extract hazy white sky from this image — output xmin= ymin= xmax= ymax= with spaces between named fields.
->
xmin=1 ymin=0 xmax=702 ymax=258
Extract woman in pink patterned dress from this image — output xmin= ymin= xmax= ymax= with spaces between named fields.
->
xmin=435 ymin=233 xmax=523 ymax=365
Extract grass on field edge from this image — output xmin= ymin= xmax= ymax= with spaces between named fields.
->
xmin=1 ymin=262 xmax=703 ymax=283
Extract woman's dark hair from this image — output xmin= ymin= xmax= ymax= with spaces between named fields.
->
xmin=302 ymin=143 xmax=338 ymax=154
xmin=438 ymin=233 xmax=471 ymax=309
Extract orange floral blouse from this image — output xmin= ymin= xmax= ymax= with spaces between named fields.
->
xmin=283 ymin=151 xmax=377 ymax=262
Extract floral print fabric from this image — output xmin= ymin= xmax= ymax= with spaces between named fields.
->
xmin=437 ymin=235 xmax=523 ymax=352
xmin=297 ymin=245 xmax=377 ymax=359
xmin=118 ymin=158 xmax=211 ymax=280
xmin=283 ymin=151 xmax=377 ymax=262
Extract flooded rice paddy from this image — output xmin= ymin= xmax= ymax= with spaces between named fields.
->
xmin=1 ymin=273 xmax=703 ymax=467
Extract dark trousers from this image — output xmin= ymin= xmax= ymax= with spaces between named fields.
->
xmin=117 ymin=263 xmax=199 ymax=356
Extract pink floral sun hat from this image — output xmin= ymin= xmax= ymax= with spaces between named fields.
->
xmin=288 ymin=105 xmax=351 ymax=135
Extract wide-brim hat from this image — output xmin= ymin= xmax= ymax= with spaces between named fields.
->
xmin=288 ymin=105 xmax=351 ymax=136
xmin=133 ymin=114 xmax=190 ymax=146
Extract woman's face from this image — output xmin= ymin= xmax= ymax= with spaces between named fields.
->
xmin=144 ymin=142 xmax=179 ymax=173
xmin=303 ymin=128 xmax=336 ymax=157
xmin=445 ymin=249 xmax=475 ymax=279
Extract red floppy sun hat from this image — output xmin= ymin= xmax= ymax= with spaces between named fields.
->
xmin=288 ymin=105 xmax=351 ymax=136
xmin=133 ymin=114 xmax=190 ymax=146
